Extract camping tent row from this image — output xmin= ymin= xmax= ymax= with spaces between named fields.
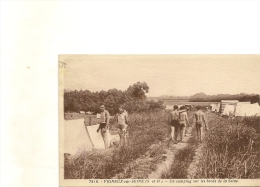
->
xmin=216 ymin=100 xmax=260 ymax=116
xmin=220 ymin=100 xmax=239 ymax=114
xmin=212 ymin=100 xmax=240 ymax=113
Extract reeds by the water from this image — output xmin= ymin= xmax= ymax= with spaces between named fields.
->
xmin=196 ymin=114 xmax=260 ymax=179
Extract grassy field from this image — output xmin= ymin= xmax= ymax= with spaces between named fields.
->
xmin=161 ymin=111 xmax=260 ymax=179
xmin=63 ymin=110 xmax=260 ymax=179
xmin=64 ymin=110 xmax=170 ymax=179
xmin=196 ymin=114 xmax=260 ymax=178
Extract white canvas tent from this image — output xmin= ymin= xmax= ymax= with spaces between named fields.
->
xmin=233 ymin=102 xmax=250 ymax=116
xmin=246 ymin=103 xmax=260 ymax=116
xmin=220 ymin=100 xmax=239 ymax=113
xmin=234 ymin=103 xmax=260 ymax=117
xmin=210 ymin=103 xmax=217 ymax=112
xmin=63 ymin=118 xmax=108 ymax=155
xmin=165 ymin=105 xmax=173 ymax=110
xmin=214 ymin=102 xmax=221 ymax=113
xmin=238 ymin=102 xmax=251 ymax=105
xmin=222 ymin=104 xmax=235 ymax=116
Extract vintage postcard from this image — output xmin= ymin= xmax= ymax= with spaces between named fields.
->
xmin=1 ymin=1 xmax=259 ymax=186
xmin=59 ymin=54 xmax=260 ymax=186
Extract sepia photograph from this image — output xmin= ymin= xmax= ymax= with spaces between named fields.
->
xmin=59 ymin=55 xmax=260 ymax=185
xmin=1 ymin=1 xmax=259 ymax=187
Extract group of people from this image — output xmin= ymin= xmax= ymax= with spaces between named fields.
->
xmin=169 ymin=105 xmax=208 ymax=143
xmin=96 ymin=104 xmax=209 ymax=149
xmin=97 ymin=105 xmax=129 ymax=148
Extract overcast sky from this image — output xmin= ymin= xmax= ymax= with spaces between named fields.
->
xmin=61 ymin=55 xmax=260 ymax=97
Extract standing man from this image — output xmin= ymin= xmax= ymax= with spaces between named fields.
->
xmin=169 ymin=105 xmax=179 ymax=143
xmin=114 ymin=106 xmax=129 ymax=147
xmin=97 ymin=105 xmax=110 ymax=148
xmin=178 ymin=106 xmax=190 ymax=143
xmin=193 ymin=105 xmax=208 ymax=143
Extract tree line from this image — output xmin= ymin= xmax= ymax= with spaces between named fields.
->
xmin=64 ymin=82 xmax=164 ymax=115
xmin=189 ymin=92 xmax=259 ymax=103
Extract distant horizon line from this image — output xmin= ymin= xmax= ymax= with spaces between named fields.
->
xmin=64 ymin=88 xmax=258 ymax=97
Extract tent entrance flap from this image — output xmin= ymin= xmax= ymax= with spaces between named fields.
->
xmin=64 ymin=118 xmax=92 ymax=155
xmin=87 ymin=124 xmax=106 ymax=149
xmin=211 ymin=103 xmax=217 ymax=112
xmin=64 ymin=118 xmax=106 ymax=155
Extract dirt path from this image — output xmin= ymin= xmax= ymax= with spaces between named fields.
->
xmin=148 ymin=126 xmax=194 ymax=178
xmin=111 ymin=112 xmax=198 ymax=179
xmin=187 ymin=142 xmax=203 ymax=178
xmin=111 ymin=126 xmax=195 ymax=179
xmin=112 ymin=141 xmax=166 ymax=179
xmin=187 ymin=113 xmax=212 ymax=178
